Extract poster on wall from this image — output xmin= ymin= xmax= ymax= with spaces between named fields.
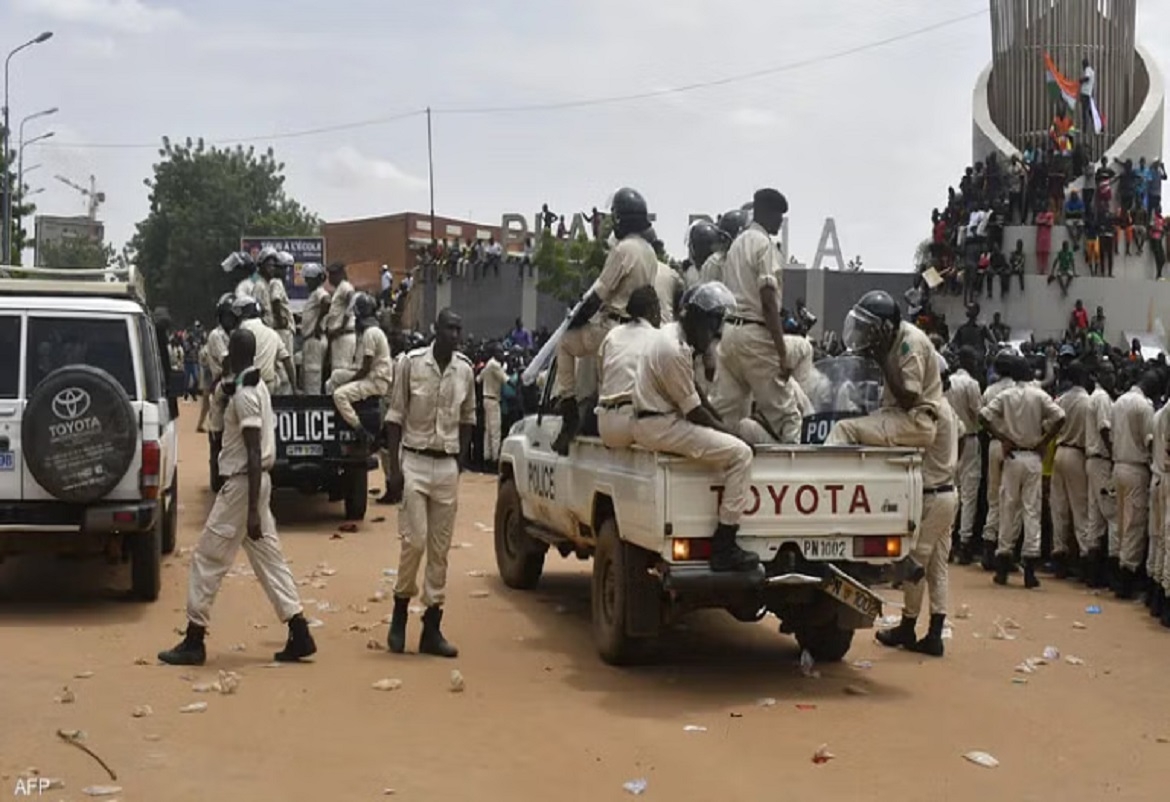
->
xmin=240 ymin=236 xmax=326 ymax=310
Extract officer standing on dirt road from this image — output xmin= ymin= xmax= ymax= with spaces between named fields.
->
xmin=946 ymin=347 xmax=983 ymax=564
xmin=299 ymin=264 xmax=330 ymax=395
xmin=979 ymin=350 xmax=1018 ymax=570
xmin=477 ymin=343 xmax=509 ymax=465
xmin=384 ymin=309 xmax=476 ymax=658
xmin=1050 ymin=362 xmax=1092 ymax=579
xmin=1084 ymin=364 xmax=1117 ymax=586
xmin=711 ymin=189 xmax=802 ymax=444
xmin=1110 ymin=371 xmax=1158 ymax=598
xmin=596 ymin=285 xmax=661 ymax=449
xmin=159 ymin=327 xmax=317 ymax=666
xmin=327 ymin=293 xmax=393 ymax=449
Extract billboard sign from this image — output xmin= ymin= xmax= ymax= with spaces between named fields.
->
xmin=240 ymin=236 xmax=325 ymax=310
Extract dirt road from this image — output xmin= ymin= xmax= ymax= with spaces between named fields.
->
xmin=2 ymin=406 xmax=1169 ymax=801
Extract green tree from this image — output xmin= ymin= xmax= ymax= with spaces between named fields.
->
xmin=129 ymin=137 xmax=320 ymax=325
xmin=38 ymin=233 xmax=116 ymax=269
xmin=2 ymin=147 xmax=37 ymax=265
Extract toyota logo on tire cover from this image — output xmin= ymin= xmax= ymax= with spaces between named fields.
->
xmin=52 ymin=387 xmax=92 ymax=421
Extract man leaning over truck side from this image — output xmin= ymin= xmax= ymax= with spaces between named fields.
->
xmin=876 ymin=360 xmax=960 ymax=658
xmin=631 ymin=282 xmax=759 ymax=573
xmin=596 ymin=285 xmax=661 ymax=449
xmin=327 ymin=292 xmax=393 ymax=449
xmin=234 ymin=297 xmax=298 ymax=396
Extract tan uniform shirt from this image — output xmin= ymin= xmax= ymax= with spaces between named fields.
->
xmin=218 ymin=377 xmax=275 ymax=476
xmin=699 ymin=251 xmax=726 ymax=284
xmin=240 ymin=318 xmax=289 ymax=389
xmin=478 ymin=358 xmax=508 ymax=399
xmin=1111 ymin=386 xmax=1154 ymax=464
xmin=922 ymin=399 xmax=960 ymax=488
xmin=269 ymin=277 xmax=292 ymax=331
xmin=983 ymin=383 xmax=1066 ymax=450
xmin=654 ymin=262 xmax=683 ymax=324
xmin=598 ymin=320 xmax=653 ymax=407
xmin=593 ymin=235 xmax=658 ymax=318
xmin=1086 ymin=387 xmax=1114 ymax=459
xmin=982 ymin=377 xmax=1014 ymax=408
xmin=946 ymin=368 xmax=982 ymax=436
xmin=784 ymin=334 xmax=814 ymax=387
xmin=324 ymin=279 xmax=356 ymax=335
xmin=879 ymin=321 xmax=944 ymax=419
xmin=388 ymin=346 xmax=476 ymax=455
xmin=1055 ymin=385 xmax=1091 ymax=448
xmin=1152 ymin=404 xmax=1170 ymax=474
xmin=356 ymin=325 xmax=394 ymax=385
xmin=236 ymin=276 xmax=273 ymax=327
xmin=632 ymin=322 xmax=700 ymax=417
xmin=301 ymin=286 xmax=330 ymax=338
xmin=721 ymin=222 xmax=781 ymax=322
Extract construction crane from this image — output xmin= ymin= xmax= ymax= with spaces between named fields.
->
xmin=54 ymin=173 xmax=106 ymax=222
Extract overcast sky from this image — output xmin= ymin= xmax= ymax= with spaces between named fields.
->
xmin=5 ymin=0 xmax=1170 ymax=272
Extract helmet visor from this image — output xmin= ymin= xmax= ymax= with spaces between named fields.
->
xmin=841 ymin=307 xmax=882 ymax=353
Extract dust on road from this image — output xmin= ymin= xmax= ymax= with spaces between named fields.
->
xmin=1 ymin=405 xmax=1169 ymax=801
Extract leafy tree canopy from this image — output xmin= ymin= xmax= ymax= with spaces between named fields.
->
xmin=1 ymin=148 xmax=37 ymax=265
xmin=38 ymin=232 xmax=116 ymax=269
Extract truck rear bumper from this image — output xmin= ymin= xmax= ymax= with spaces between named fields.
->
xmin=271 ymin=457 xmax=378 ymax=490
xmin=0 ymin=500 xmax=158 ymax=536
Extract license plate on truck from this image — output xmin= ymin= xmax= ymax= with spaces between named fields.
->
xmin=0 ymin=451 xmax=12 ymax=471
xmin=802 ymin=538 xmax=850 ymax=560
xmin=286 ymin=444 xmax=324 ymax=457
xmin=821 ymin=565 xmax=882 ymax=620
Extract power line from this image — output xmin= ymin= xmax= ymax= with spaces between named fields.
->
xmin=34 ymin=8 xmax=986 ymax=150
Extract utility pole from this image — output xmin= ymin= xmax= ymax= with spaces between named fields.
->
xmin=426 ymin=106 xmax=436 ymax=251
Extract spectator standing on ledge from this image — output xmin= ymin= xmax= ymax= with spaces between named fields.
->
xmin=1079 ymin=57 xmax=1096 ymax=137
xmin=1151 ymin=213 xmax=1166 ymax=279
xmin=1099 ymin=207 xmax=1117 ymax=277
xmin=1035 ymin=203 xmax=1055 ymax=276
xmin=540 ymin=203 xmax=557 ymax=233
xmin=1008 ymin=239 xmax=1026 ymax=292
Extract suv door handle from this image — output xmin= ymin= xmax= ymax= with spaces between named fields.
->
xmin=0 ymin=408 xmax=15 ymax=417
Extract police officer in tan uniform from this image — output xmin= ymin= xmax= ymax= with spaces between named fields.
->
xmin=384 ymin=309 xmax=476 ymax=657
xmin=597 ymin=286 xmax=660 ymax=449
xmin=328 ymin=293 xmax=393 ymax=448
xmin=1156 ymin=399 xmax=1170 ymax=625
xmin=551 ymin=188 xmax=658 ymax=454
xmin=700 ymin=209 xmax=750 ymax=284
xmin=632 ymin=282 xmax=758 ymax=573
xmin=269 ymin=251 xmax=296 ymax=393
xmin=1084 ymin=365 xmax=1116 ymax=586
xmin=197 ymin=294 xmax=233 ymax=434
xmin=980 ymin=356 xmax=1066 ymax=588
xmin=159 ymin=328 xmax=316 ymax=666
xmin=945 ymin=348 xmax=982 ymax=563
xmin=1148 ymin=399 xmax=1168 ymax=618
xmin=711 ymin=189 xmax=801 ymax=443
xmin=1051 ymin=362 xmax=1092 ymax=578
xmin=1110 ymin=371 xmax=1158 ymax=598
xmin=477 ymin=344 xmax=509 ymax=464
xmin=235 ymin=247 xmax=274 ymax=327
xmin=324 ymin=262 xmax=358 ymax=375
xmin=235 ymin=297 xmax=298 ymax=396
xmin=299 ymin=264 xmax=330 ymax=395
xmin=979 ymin=350 xmax=1018 ymax=570
xmin=877 ymin=380 xmax=959 ymax=657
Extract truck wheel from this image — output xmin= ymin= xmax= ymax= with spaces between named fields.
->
xmin=494 ymin=478 xmax=545 ymax=589
xmin=344 ymin=468 xmax=369 ymax=521
xmin=131 ymin=512 xmax=163 ymax=602
xmin=161 ymin=470 xmax=178 ymax=555
xmin=794 ymin=624 xmax=855 ymax=663
xmin=592 ymin=519 xmax=655 ymax=665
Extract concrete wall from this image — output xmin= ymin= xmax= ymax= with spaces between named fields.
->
xmin=416 ymin=263 xmax=568 ymax=337
xmin=1105 ymin=46 xmax=1166 ymax=165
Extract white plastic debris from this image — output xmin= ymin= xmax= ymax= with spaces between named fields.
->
xmin=316 ymin=601 xmax=341 ymax=613
xmin=82 ymin=785 xmax=123 ymax=796
xmin=372 ymin=678 xmax=403 ymax=692
xmin=1072 ymin=621 xmax=1088 ymax=630
xmin=230 ymin=643 xmax=247 ymax=652
xmin=467 ymin=570 xmax=487 ymax=578
xmin=852 ymin=659 xmax=873 ymax=670
xmin=954 ymin=604 xmax=971 ymax=620
xmin=179 ymin=702 xmax=208 ymax=713
xmin=306 ymin=617 xmax=326 ymax=628
xmin=812 ymin=744 xmax=836 ymax=764
xmin=132 ymin=705 xmax=153 ymax=718
xmin=683 ymin=725 xmax=708 ymax=732
xmin=941 ymin=626 xmax=954 ymax=640
xmin=381 ymin=569 xmax=397 ymax=578
xmin=74 ymin=670 xmax=95 ymax=679
xmin=756 ymin=697 xmax=777 ymax=707
xmin=370 ymin=589 xmax=388 ymax=602
xmin=623 ymin=778 xmax=648 ymax=796
xmin=963 ymin=751 xmax=1000 ymax=768
xmin=992 ymin=619 xmax=1017 ymax=640
xmin=474 ymin=522 xmax=490 ymax=531
xmin=450 ymin=670 xmax=465 ymax=693
xmin=217 ymin=670 xmax=240 ymax=695
xmin=192 ymin=682 xmax=216 ymax=693
xmin=1042 ymin=646 xmax=1060 ymax=661
xmin=469 ymin=590 xmax=491 ymax=599
xmin=1065 ymin=655 xmax=1085 ymax=666
xmin=1002 ymin=618 xmax=1021 ymax=630
xmin=1014 ymin=662 xmax=1036 ymax=675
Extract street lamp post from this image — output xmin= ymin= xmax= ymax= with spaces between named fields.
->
xmin=16 ymin=131 xmax=53 ymax=263
xmin=2 ymin=30 xmax=54 ymax=263
xmin=18 ymin=107 xmax=57 ymax=200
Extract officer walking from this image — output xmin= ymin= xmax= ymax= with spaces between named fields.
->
xmin=327 ymin=293 xmax=393 ymax=448
xmin=235 ymin=297 xmax=297 ymax=396
xmin=711 ymin=189 xmax=801 ymax=443
xmin=1110 ymin=371 xmax=1158 ymax=598
xmin=596 ymin=286 xmax=660 ymax=449
xmin=551 ymin=188 xmax=659 ymax=454
xmin=324 ymin=262 xmax=358 ymax=375
xmin=876 ymin=379 xmax=959 ymax=657
xmin=477 ymin=344 xmax=509 ymax=465
xmin=1084 ymin=364 xmax=1117 ymax=586
xmin=980 ymin=356 xmax=1066 ymax=588
xmin=946 ymin=347 xmax=983 ymax=564
xmin=270 ymin=251 xmax=297 ymax=394
xmin=1051 ymin=362 xmax=1092 ymax=578
xmin=631 ymin=282 xmax=758 ymax=573
xmin=299 ymin=264 xmax=330 ymax=395
xmin=979 ymin=350 xmax=1018 ymax=570
xmin=384 ymin=309 xmax=476 ymax=657
xmin=158 ymin=328 xmax=316 ymax=666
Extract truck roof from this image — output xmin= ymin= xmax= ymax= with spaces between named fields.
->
xmin=0 ymin=295 xmax=146 ymax=315
xmin=0 ymin=265 xmax=147 ymax=312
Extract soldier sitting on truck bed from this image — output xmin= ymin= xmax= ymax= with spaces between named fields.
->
xmin=596 ymin=285 xmax=661 ymax=450
xmin=326 ymin=292 xmax=393 ymax=449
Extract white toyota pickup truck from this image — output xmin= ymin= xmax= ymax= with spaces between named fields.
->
xmin=494 ymin=357 xmax=924 ymax=665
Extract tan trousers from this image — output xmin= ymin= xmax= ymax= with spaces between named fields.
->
xmin=824 ymin=407 xmax=937 ymax=449
xmin=1148 ymin=473 xmax=1163 ymax=587
xmin=187 ymin=474 xmax=302 ymax=628
xmin=302 ymin=335 xmax=326 ymax=395
xmin=983 ymin=441 xmax=1004 ymax=543
xmin=998 ymin=451 xmax=1042 ymax=558
xmin=553 ymin=317 xmax=612 ymax=400
xmin=633 ymin=415 xmax=752 ymax=526
xmin=1161 ymin=478 xmax=1170 ymax=591
xmin=904 ymin=490 xmax=958 ymax=617
xmin=483 ymin=397 xmax=502 ymax=461
xmin=333 ymin=375 xmax=389 ymax=430
xmin=956 ymin=435 xmax=980 ymax=542
xmin=1113 ymin=462 xmax=1150 ymax=571
xmin=598 ymin=406 xmax=635 ymax=449
xmin=1051 ymin=446 xmax=1089 ymax=555
xmin=711 ymin=324 xmax=801 ymax=444
xmin=330 ymin=331 xmax=357 ymax=374
xmin=1085 ymin=456 xmax=1116 ymax=549
xmin=394 ymin=451 xmax=459 ymax=607
xmin=276 ymin=328 xmax=295 ymax=392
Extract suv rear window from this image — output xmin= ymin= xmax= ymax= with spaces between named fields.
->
xmin=26 ymin=317 xmax=138 ymax=400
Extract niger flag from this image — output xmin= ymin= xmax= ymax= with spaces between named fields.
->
xmin=1044 ymin=51 xmax=1079 ymax=110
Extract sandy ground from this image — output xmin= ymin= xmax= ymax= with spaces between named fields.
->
xmin=2 ymin=404 xmax=1170 ymax=802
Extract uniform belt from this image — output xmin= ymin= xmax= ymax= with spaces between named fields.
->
xmin=923 ymin=484 xmax=955 ymax=495
xmin=635 ymin=410 xmax=671 ymax=419
xmin=404 ymin=446 xmax=457 ymax=460
xmin=604 ymin=311 xmax=631 ymax=324
xmin=1117 ymin=459 xmax=1150 ymax=467
xmin=599 ymin=400 xmax=633 ymax=411
xmin=1087 ymin=453 xmax=1111 ymax=461
xmin=726 ymin=316 xmax=765 ymax=326
xmin=483 ymin=395 xmax=499 ymax=400
xmin=1057 ymin=443 xmax=1085 ymax=451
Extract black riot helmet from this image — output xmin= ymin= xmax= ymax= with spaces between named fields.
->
xmin=610 ymin=187 xmax=650 ymax=238
xmin=841 ymin=290 xmax=902 ymax=358
xmin=686 ymin=219 xmax=722 ymax=267
xmin=352 ymin=291 xmax=377 ymax=326
xmin=716 ymin=208 xmax=751 ymax=245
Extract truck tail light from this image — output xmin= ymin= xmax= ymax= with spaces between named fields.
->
xmin=140 ymin=440 xmax=161 ymax=500
xmin=854 ymin=536 xmax=902 ymax=558
xmin=671 ymin=538 xmax=713 ymax=562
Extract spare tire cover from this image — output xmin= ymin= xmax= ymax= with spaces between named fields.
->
xmin=22 ymin=365 xmax=138 ymax=504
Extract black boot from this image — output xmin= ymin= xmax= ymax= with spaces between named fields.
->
xmin=1051 ymin=553 xmax=1069 ymax=580
xmin=708 ymin=524 xmax=760 ymax=573
xmin=980 ymin=541 xmax=997 ymax=572
xmin=1023 ymin=558 xmax=1041 ymax=589
xmin=910 ymin=613 xmax=946 ymax=657
xmin=387 ymin=597 xmax=409 ymax=654
xmin=551 ymin=398 xmax=579 ymax=457
xmin=1107 ymin=557 xmax=1123 ymax=593
xmin=1150 ymin=587 xmax=1165 ymax=618
xmin=956 ymin=540 xmax=975 ymax=566
xmin=993 ymin=553 xmax=1011 ymax=586
xmin=158 ymin=623 xmax=207 ymax=666
xmin=419 ymin=606 xmax=458 ymax=658
xmin=274 ymin=613 xmax=317 ymax=662
xmin=1115 ymin=567 xmax=1136 ymax=600
xmin=875 ymin=615 xmax=917 ymax=649
xmin=377 ymin=485 xmax=401 ymax=505
xmin=1161 ymin=595 xmax=1170 ymax=628
xmin=1084 ymin=549 xmax=1107 ymax=588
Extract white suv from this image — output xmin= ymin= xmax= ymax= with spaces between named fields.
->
xmin=0 ymin=265 xmax=179 ymax=600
